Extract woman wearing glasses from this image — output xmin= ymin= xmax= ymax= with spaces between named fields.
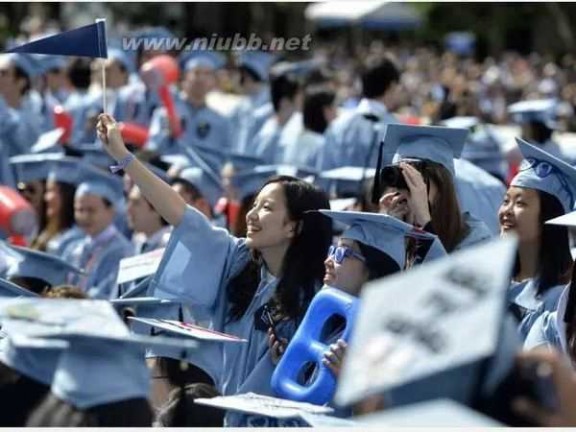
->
xmin=501 ymin=138 xmax=575 ymax=340
xmin=95 ymin=114 xmax=333 ymax=426
xmin=269 ymin=211 xmax=441 ymax=380
xmin=375 ymin=124 xmax=492 ymax=255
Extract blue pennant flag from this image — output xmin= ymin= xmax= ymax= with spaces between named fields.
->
xmin=7 ymin=19 xmax=108 ymax=58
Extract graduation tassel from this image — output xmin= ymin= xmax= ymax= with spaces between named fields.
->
xmin=102 ymin=59 xmax=107 ymax=114
xmin=371 ymin=139 xmax=385 ymax=205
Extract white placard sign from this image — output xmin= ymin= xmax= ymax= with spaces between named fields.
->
xmin=195 ymin=393 xmax=333 ymax=419
xmin=129 ymin=317 xmax=247 ymax=343
xmin=116 ymin=248 xmax=165 ymax=284
xmin=335 ymin=236 xmax=517 ymax=406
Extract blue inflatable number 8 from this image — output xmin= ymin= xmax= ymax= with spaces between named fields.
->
xmin=271 ymin=287 xmax=358 ymax=405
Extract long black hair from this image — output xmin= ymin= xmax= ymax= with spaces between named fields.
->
xmin=513 ymin=190 xmax=572 ymax=295
xmin=227 ymin=176 xmax=332 ymax=322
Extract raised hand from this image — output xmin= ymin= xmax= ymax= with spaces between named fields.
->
xmin=322 ymin=339 xmax=347 ymax=377
xmin=378 ymin=189 xmax=410 ymax=221
xmin=268 ymin=328 xmax=288 ymax=365
xmin=400 ymin=162 xmax=431 ymax=227
xmin=96 ymin=113 xmax=130 ymax=161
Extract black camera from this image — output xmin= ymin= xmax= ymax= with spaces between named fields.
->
xmin=378 ymin=165 xmax=409 ymax=191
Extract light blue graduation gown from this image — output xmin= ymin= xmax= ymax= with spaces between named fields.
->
xmin=454 ymin=158 xmax=505 ymax=236
xmin=454 ymin=212 xmax=493 ymax=251
xmin=46 ymin=226 xmax=85 ymax=258
xmin=246 ymin=111 xmax=302 ymax=165
xmin=508 ymin=278 xmax=564 ymax=340
xmin=146 ymin=206 xmax=302 ymax=399
xmin=146 ymin=96 xmax=232 ymax=155
xmin=422 ymin=212 xmax=492 ymax=263
xmin=280 ymin=126 xmax=326 ymax=170
xmin=0 ymin=96 xmax=41 ymax=157
xmin=524 ymin=284 xmax=568 ymax=352
xmin=0 ymin=337 xmax=60 ymax=385
xmin=229 ymin=87 xmax=271 ymax=154
xmin=64 ymin=224 xmax=134 ymax=299
xmin=317 ymin=98 xmax=398 ymax=171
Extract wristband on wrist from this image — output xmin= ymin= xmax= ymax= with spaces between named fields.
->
xmin=109 ymin=153 xmax=136 ymax=173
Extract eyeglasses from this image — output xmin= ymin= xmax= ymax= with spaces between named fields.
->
xmin=327 ymin=245 xmax=366 ymax=265
xmin=520 ymin=157 xmax=574 ymax=205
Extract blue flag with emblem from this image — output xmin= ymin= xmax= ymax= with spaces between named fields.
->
xmin=6 ymin=20 xmax=108 ymax=58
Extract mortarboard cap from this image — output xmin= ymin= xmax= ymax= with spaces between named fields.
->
xmin=189 ymin=144 xmax=227 ymax=174
xmin=45 ymin=156 xmax=86 ymax=185
xmin=440 ymin=119 xmax=505 ymax=179
xmin=319 ymin=210 xmax=437 ymax=269
xmin=232 ymin=165 xmax=317 ymax=202
xmin=460 ymin=128 xmax=505 ymax=178
xmin=237 ymin=51 xmax=276 ymax=81
xmin=65 ymin=143 xmax=115 ymax=169
xmin=75 ymin=167 xmax=125 ymax=207
xmin=9 ymin=153 xmax=64 ymax=184
xmin=227 ymin=152 xmax=263 ymax=172
xmin=173 ymin=166 xmax=224 ymax=208
xmin=0 ymin=298 xmax=198 ymax=409
xmin=508 ymin=99 xmax=558 ymax=129
xmin=0 ymin=277 xmax=39 ymax=298
xmin=0 ymin=53 xmax=41 ymax=79
xmin=335 ymin=236 xmax=518 ymax=408
xmin=381 ymin=124 xmax=468 ymax=176
xmin=180 ymin=50 xmax=226 ymax=72
xmin=440 ymin=116 xmax=479 ymax=130
xmin=0 ymin=326 xmax=68 ymax=387
xmin=511 ymin=138 xmax=576 ymax=213
xmin=2 ymin=242 xmax=83 ymax=288
xmin=546 ymin=209 xmax=576 ymax=227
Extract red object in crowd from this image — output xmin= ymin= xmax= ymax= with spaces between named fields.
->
xmin=158 ymin=85 xmax=182 ymax=139
xmin=0 ymin=186 xmax=37 ymax=242
xmin=119 ymin=122 xmax=149 ymax=148
xmin=53 ymin=105 xmax=73 ymax=144
xmin=141 ymin=55 xmax=180 ymax=86
xmin=215 ymin=197 xmax=240 ymax=229
xmin=506 ymin=162 xmax=519 ymax=187
xmin=399 ymin=115 xmax=422 ymax=125
xmin=8 ymin=235 xmax=28 ymax=247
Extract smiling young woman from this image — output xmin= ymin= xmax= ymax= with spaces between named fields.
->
xmin=96 ymin=114 xmax=332 ymax=426
xmin=502 ymin=139 xmax=575 ymax=339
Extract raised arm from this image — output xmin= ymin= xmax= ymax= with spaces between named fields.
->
xmin=97 ymin=113 xmax=186 ymax=226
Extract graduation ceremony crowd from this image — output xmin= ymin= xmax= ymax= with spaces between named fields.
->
xmin=4 ymin=20 xmax=576 ymax=428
